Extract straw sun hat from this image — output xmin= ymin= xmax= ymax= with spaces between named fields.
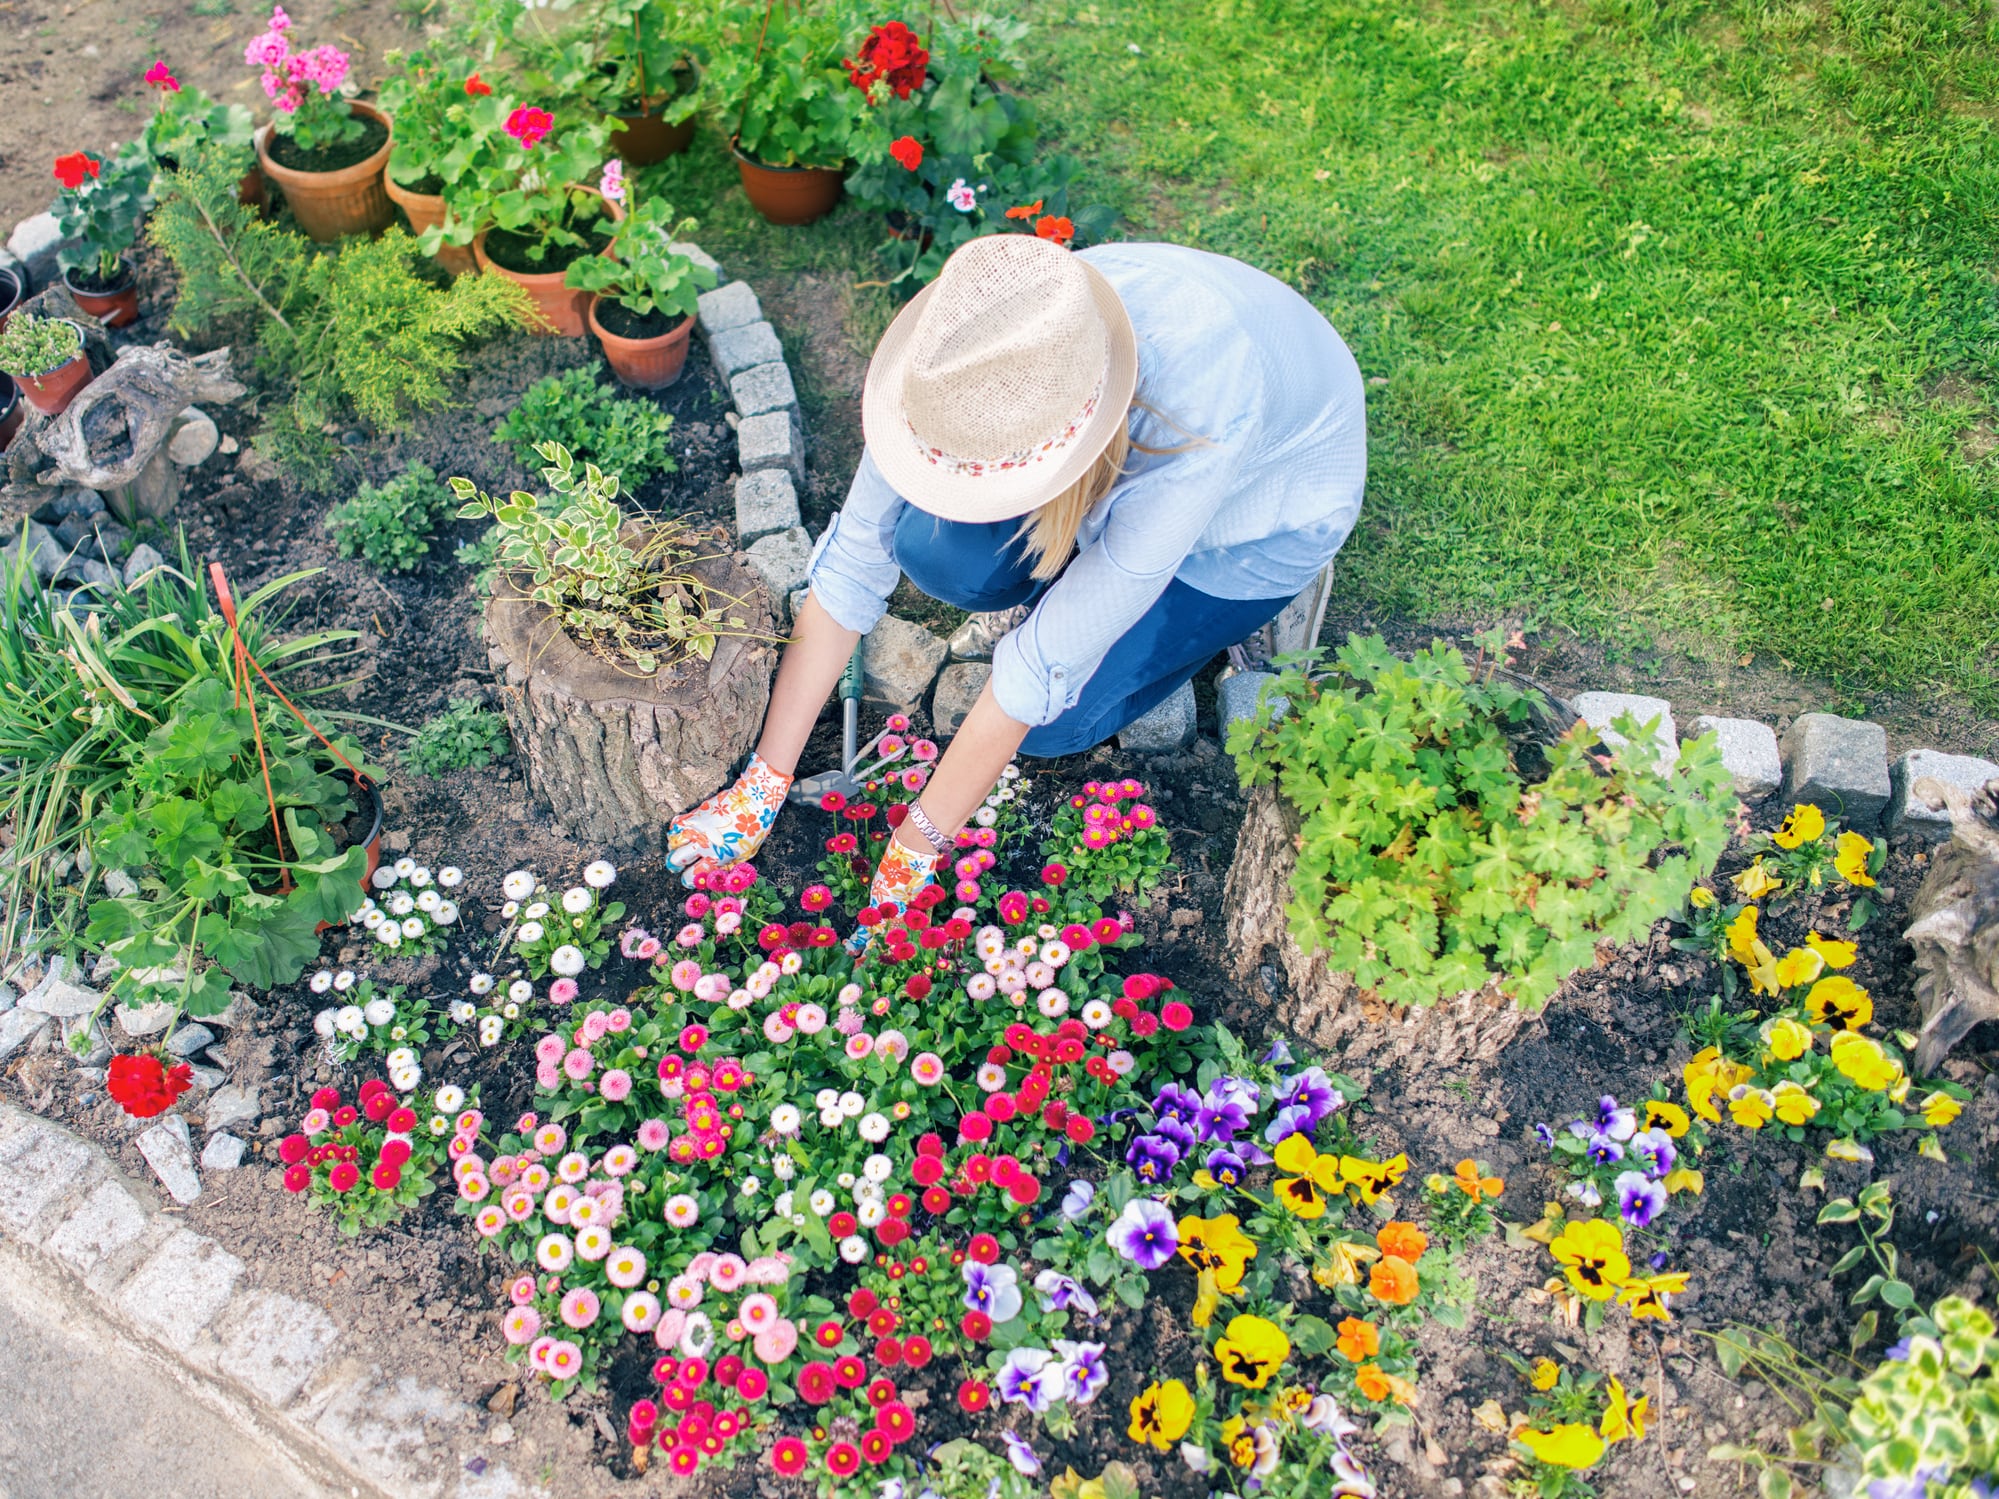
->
xmin=860 ymin=235 xmax=1138 ymax=524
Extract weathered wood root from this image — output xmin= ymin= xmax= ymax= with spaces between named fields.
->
xmin=1904 ymin=775 xmax=1999 ymax=1074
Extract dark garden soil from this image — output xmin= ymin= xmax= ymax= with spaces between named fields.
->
xmin=266 ymin=112 xmax=391 ymax=175
xmin=0 ymin=241 xmax=1995 ymax=1499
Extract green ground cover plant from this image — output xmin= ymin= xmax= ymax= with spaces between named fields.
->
xmin=325 ymin=463 xmax=454 ymax=573
xmin=406 ymin=699 xmax=512 ymax=776
xmin=493 ymin=366 xmax=679 ymax=490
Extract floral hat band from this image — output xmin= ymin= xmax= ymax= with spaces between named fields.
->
xmin=862 ymin=236 xmax=1139 ymax=525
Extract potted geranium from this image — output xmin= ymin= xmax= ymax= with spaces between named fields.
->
xmin=50 ymin=149 xmax=151 ymax=327
xmin=445 ymin=99 xmax=615 ymax=336
xmin=376 ymin=50 xmax=492 ymax=275
xmin=138 ymin=59 xmax=258 ymax=201
xmin=246 ymin=5 xmax=395 ymax=242
xmin=0 ymin=313 xmax=93 ymax=416
xmin=567 ymin=161 xmax=716 ymax=387
xmin=699 ymin=0 xmax=883 ymax=224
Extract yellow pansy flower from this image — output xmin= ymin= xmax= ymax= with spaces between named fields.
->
xmin=1599 ymin=1376 xmax=1649 ymax=1443
xmin=1725 ymin=905 xmax=1763 ymax=966
xmin=1762 ymin=1016 xmax=1814 ymax=1061
xmin=1178 ymin=1214 xmax=1259 ymax=1293
xmin=1830 ymin=1032 xmax=1902 ymax=1093
xmin=1270 ymin=1134 xmax=1344 ymax=1220
xmin=1732 ymin=860 xmax=1784 ymax=900
xmin=1128 ymin=1379 xmax=1195 ymax=1451
xmin=1518 ymin=1424 xmax=1607 ymax=1470
xmin=1918 ymin=1134 xmax=1948 ymax=1163
xmin=1214 ymin=1314 xmax=1291 ymax=1390
xmin=1662 ymin=1167 xmax=1704 ymax=1196
xmin=1805 ymin=931 xmax=1858 ymax=969
xmin=1615 ymin=1271 xmax=1689 ymax=1322
xmin=1338 ymin=1152 xmax=1409 ymax=1203
xmin=1529 ymin=1358 xmax=1560 ymax=1391
xmin=1824 ymin=1137 xmax=1875 ymax=1164
xmin=1772 ymin=803 xmax=1825 ymax=849
xmin=1311 ymin=1239 xmax=1381 ymax=1290
xmin=1548 ymin=1219 xmax=1630 ymax=1301
xmin=1771 ymin=1080 xmax=1820 ymax=1126
xmin=1772 ymin=947 xmax=1825 ymax=990
xmin=1805 ymin=975 xmax=1873 ymax=1031
xmin=1920 ymin=1091 xmax=1962 ymax=1129
xmin=1834 ymin=831 xmax=1876 ymax=887
xmin=1684 ymin=1046 xmax=1754 ymax=1123
xmin=1688 ymin=885 xmax=1716 ymax=909
xmin=1727 ymin=1086 xmax=1775 ymax=1129
xmin=1642 ymin=1100 xmax=1690 ymax=1138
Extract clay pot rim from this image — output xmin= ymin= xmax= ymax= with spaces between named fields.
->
xmin=471 ymin=188 xmax=624 ymax=284
xmin=61 ymin=262 xmax=136 ymax=297
xmin=729 ymin=137 xmax=847 ymax=176
xmin=257 ymin=100 xmax=393 ymax=191
xmin=9 ymin=320 xmax=89 ymax=386
xmin=0 ymin=266 xmax=23 ymax=316
xmin=383 ymin=173 xmax=444 ymax=209
xmin=586 ymin=296 xmax=692 ymax=350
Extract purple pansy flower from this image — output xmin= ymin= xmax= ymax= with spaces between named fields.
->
xmin=961 ymin=1260 xmax=1023 ymax=1321
xmin=1002 ymin=1432 xmax=1042 ymax=1477
xmin=1586 ymin=1130 xmax=1626 ymax=1165
xmin=1107 ymin=1198 xmax=1178 ymax=1270
xmin=1615 ymin=1169 xmax=1667 ymax=1228
xmin=1628 ymin=1128 xmax=1676 ymax=1179
xmin=1060 ymin=1180 xmax=1095 ymax=1220
xmin=996 ymin=1348 xmax=1059 ymax=1413
xmin=1597 ymin=1095 xmax=1638 ymax=1141
xmin=1054 ymin=1339 xmax=1109 ymax=1405
xmin=1153 ymin=1115 xmax=1197 ymax=1153
xmin=1125 ymin=1133 xmax=1182 ymax=1185
xmin=1205 ymin=1147 xmax=1246 ymax=1186
xmin=1151 ymin=1082 xmax=1201 ymax=1125
xmin=1034 ymin=1269 xmax=1099 ymax=1319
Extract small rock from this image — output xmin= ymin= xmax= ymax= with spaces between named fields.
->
xmin=734 ymin=469 xmax=801 ymax=546
xmin=121 ymin=544 xmax=166 ymax=587
xmin=488 ymin=1421 xmax=515 ymax=1447
xmin=186 ymin=1064 xmax=227 ymax=1091
xmin=167 ymin=408 xmax=220 ymax=466
xmin=200 ymin=1132 xmax=246 ymax=1171
xmin=786 ymin=586 xmax=809 ymax=626
xmin=745 ymin=526 xmax=813 ymax=602
xmin=708 ymin=319 xmax=784 ymax=381
xmin=166 ymin=1023 xmax=216 ymax=1058
xmin=208 ymin=991 xmax=258 ymax=1029
xmin=860 ymin=615 xmax=948 ymax=713
xmin=218 ymin=435 xmax=239 ymax=455
xmin=1690 ymin=715 xmax=1782 ymax=801
xmin=62 ymin=558 xmax=118 ymax=593
xmin=137 ymin=1114 xmax=201 ymax=1205
xmin=3 ymin=520 xmax=64 ymax=584
xmin=21 ymin=957 xmax=101 ymax=1017
xmin=204 ymin=1083 xmax=261 ymax=1132
xmin=102 ymin=868 xmax=139 ymax=898
xmin=1118 ymin=681 xmax=1197 ymax=753
xmin=1781 ymin=713 xmax=1892 ymax=827
xmin=6 ymin=212 xmax=62 ymax=289
xmin=115 ymin=1000 xmax=174 ymax=1037
xmin=61 ymin=1015 xmax=111 ymax=1066
xmin=236 ymin=447 xmax=281 ymax=484
xmin=0 ymin=985 xmax=15 ymax=1014
xmin=49 ymin=487 xmax=107 ymax=520
xmin=1889 ymin=749 xmax=1999 ymax=841
xmin=475 ymin=396 xmax=511 ymax=419
xmin=931 ymin=661 xmax=991 ymax=737
xmin=1217 ymin=670 xmax=1286 ymax=737
xmin=382 ymin=829 xmax=411 ymax=854
xmin=738 ymin=408 xmax=805 ymax=481
xmin=0 ymin=1008 xmax=48 ymax=1061
xmin=1169 ymin=908 xmax=1203 ymax=928
xmin=1572 ymin=691 xmax=1678 ymax=774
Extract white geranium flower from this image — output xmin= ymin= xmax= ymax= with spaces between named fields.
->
xmin=502 ymin=870 xmax=535 ymax=901
xmin=561 ymin=887 xmax=591 ymax=915
xmin=363 ymin=998 xmax=395 ymax=1026
xmin=516 ymin=921 xmax=545 ymax=944
xmin=550 ymin=945 xmax=586 ymax=977
xmin=525 ymin=901 xmax=550 ymax=921
xmin=312 ymin=1008 xmax=336 ymax=1037
xmin=438 ymin=867 xmax=463 ymax=888
xmin=469 ymin=973 xmax=495 ymax=995
xmin=583 ymin=860 xmax=616 ymax=889
xmin=308 ymin=969 xmax=334 ymax=994
xmin=370 ymin=866 xmax=398 ymax=891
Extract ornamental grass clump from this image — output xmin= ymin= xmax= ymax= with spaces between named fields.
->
xmin=1229 ymin=631 xmax=1734 ymax=1010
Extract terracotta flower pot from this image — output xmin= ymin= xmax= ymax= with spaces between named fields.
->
xmin=314 ymin=769 xmax=384 ymax=933
xmin=384 ymin=175 xmax=476 ymax=276
xmin=0 ymin=266 xmax=21 ymax=338
xmin=0 ymin=381 xmax=22 ymax=452
xmin=732 ymin=142 xmax=844 ymax=226
xmin=611 ymin=108 xmax=696 ymax=166
xmin=63 ymin=265 xmax=140 ymax=328
xmin=257 ymin=101 xmax=394 ymax=243
xmin=474 ymin=191 xmax=622 ymax=339
xmin=13 ymin=350 xmax=93 ymax=416
xmin=588 ymin=298 xmax=695 ymax=390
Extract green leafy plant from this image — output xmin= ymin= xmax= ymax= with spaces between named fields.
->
xmin=1229 ymin=632 xmax=1735 ymax=1009
xmin=406 ymin=699 xmax=511 ymax=776
xmin=147 ymin=156 xmax=531 ymax=487
xmin=84 ymin=677 xmax=381 ymax=1018
xmin=140 ymin=71 xmax=255 ymax=180
xmin=0 ymin=313 xmax=83 ymax=380
xmin=563 ymin=173 xmax=713 ymax=322
xmin=699 ymin=0 xmax=878 ymax=168
xmin=452 ymin=442 xmax=741 ymax=671
xmin=432 ymin=94 xmax=612 ymax=264
xmin=51 ymin=149 xmax=152 ymax=283
xmin=1818 ymin=1182 xmax=1922 ymax=1350
xmin=324 ymin=463 xmax=453 ymax=573
xmin=493 ymin=366 xmax=678 ymax=489
xmin=376 ymin=49 xmax=491 ymax=193
xmin=459 ymin=0 xmax=707 ymax=119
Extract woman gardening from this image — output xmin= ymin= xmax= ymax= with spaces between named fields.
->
xmin=669 ymin=234 xmax=1366 ymax=911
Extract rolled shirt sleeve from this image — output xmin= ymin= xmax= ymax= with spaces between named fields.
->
xmin=806 ymin=450 xmax=905 ymax=636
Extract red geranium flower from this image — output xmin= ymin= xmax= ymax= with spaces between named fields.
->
xmin=1035 ymin=214 xmax=1077 ymax=247
xmin=889 ymin=135 xmax=922 ymax=171
xmin=144 ymin=61 xmax=180 ymax=92
xmin=464 ymin=72 xmax=492 ymax=96
xmin=53 ymin=152 xmax=101 ymax=191
xmin=845 ymin=21 xmax=929 ymax=100
xmin=106 ymin=1054 xmax=193 ymax=1119
xmin=504 ymin=105 xmax=554 ymax=149
xmin=1005 ymin=199 xmax=1044 ymax=221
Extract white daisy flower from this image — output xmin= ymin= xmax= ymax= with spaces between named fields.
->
xmin=401 ymin=917 xmax=425 ymax=939
xmin=438 ymin=866 xmax=463 ymax=888
xmin=469 ymin=973 xmax=495 ymax=995
xmin=561 ymin=887 xmax=591 ymax=915
xmin=502 ymin=871 xmax=535 ymax=902
xmin=839 ymin=1091 xmax=865 ymax=1117
xmin=1001 ymin=764 xmax=1020 ymax=780
xmin=508 ymin=979 xmax=533 ymax=1004
xmin=774 ymin=1190 xmax=794 ymax=1217
xmin=1082 ymin=999 xmax=1113 ymax=1029
xmin=434 ymin=1085 xmax=465 ymax=1112
xmin=370 ymin=867 xmax=398 ymax=891
xmin=525 ymin=901 xmax=550 ymax=921
xmin=818 ymin=1109 xmax=843 ymax=1130
xmin=410 ymin=867 xmax=431 ymax=887
xmin=857 ymin=1199 xmax=886 ymax=1227
xmin=387 ymin=1047 xmax=416 ymax=1070
xmin=363 ymin=998 xmax=395 ymax=1026
xmin=836 ymin=1172 xmax=856 ymax=1190
xmin=1038 ymin=989 xmax=1070 ymax=1018
xmin=449 ymin=1000 xmax=475 ymax=1023
xmin=388 ymin=891 xmax=416 ymax=917
xmin=772 ymin=1155 xmax=796 ymax=1180
xmin=807 ymin=1189 xmax=836 ymax=1217
xmin=549 ymin=946 xmax=586 ymax=977
xmin=362 ymin=909 xmax=385 ymax=930
xmin=583 ymin=860 xmax=616 ymax=889
xmin=771 ymin=1104 xmax=802 ymax=1136
xmin=308 ymin=969 xmax=334 ymax=994
xmin=390 ymin=1025 xmax=407 ymax=1041
xmin=428 ymin=1115 xmax=449 ymax=1136
xmin=434 ymin=901 xmax=459 ymax=926
xmin=335 ymin=1005 xmax=365 ymax=1034
xmin=977 ymin=1063 xmax=1007 ymax=1092
xmin=858 ymin=1113 xmax=890 ymax=1143
xmin=416 ymin=889 xmax=442 ymax=913
xmin=501 ymin=900 xmax=519 ymax=919
xmin=974 ymin=806 xmax=998 ymax=827
xmin=738 ymin=1175 xmax=760 ymax=1197
xmin=391 ymin=1066 xmax=421 ymax=1091
xmin=393 ymin=857 xmax=416 ymax=879
xmin=375 ymin=923 xmax=402 ymax=947
xmin=312 ymin=1008 xmax=336 ymax=1037
xmin=664 ymin=1194 xmax=700 ymax=1228
xmin=516 ymin=921 xmax=545 ymax=944
xmin=333 ymin=970 xmax=357 ymax=992
xmin=839 ymin=1235 xmax=868 ymax=1264
xmin=479 ymin=1016 xmax=503 ymax=1046
xmin=501 ymin=1002 xmax=519 ymax=1020
xmin=863 ymin=1153 xmax=893 ymax=1183
xmin=814 ymin=1088 xmax=839 ymax=1111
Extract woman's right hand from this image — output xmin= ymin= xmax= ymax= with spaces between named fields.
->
xmin=666 ymin=752 xmax=794 ymax=887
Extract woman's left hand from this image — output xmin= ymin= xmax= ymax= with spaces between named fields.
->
xmin=844 ymin=834 xmax=940 ymax=953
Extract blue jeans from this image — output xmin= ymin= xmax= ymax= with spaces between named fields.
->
xmin=892 ymin=509 xmax=1292 ymax=756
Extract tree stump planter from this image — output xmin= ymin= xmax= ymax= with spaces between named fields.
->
xmin=1221 ymin=784 xmax=1535 ymax=1071
xmin=484 ymin=552 xmax=776 ymax=851
xmin=1903 ymin=774 xmax=1999 ymax=1072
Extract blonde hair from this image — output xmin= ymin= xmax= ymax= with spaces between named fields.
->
xmin=1015 ymin=402 xmax=1209 ymax=580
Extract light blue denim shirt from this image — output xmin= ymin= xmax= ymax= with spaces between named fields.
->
xmin=808 ymin=242 xmax=1368 ymax=727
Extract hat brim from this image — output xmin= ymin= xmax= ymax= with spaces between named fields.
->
xmin=860 ymin=258 xmax=1139 ymax=526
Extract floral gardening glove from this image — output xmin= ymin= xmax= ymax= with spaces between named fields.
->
xmin=844 ymin=834 xmax=941 ymax=954
xmin=666 ymin=752 xmax=793 ymax=888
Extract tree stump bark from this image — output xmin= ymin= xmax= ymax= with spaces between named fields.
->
xmin=1221 ymin=784 xmax=1535 ymax=1071
xmin=1903 ymin=775 xmax=1999 ymax=1073
xmin=485 ymin=551 xmax=777 ymax=852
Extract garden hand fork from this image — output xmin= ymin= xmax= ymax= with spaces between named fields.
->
xmin=787 ymin=641 xmax=870 ymax=806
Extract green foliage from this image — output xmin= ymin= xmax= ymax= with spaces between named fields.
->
xmin=452 ymin=442 xmax=739 ymax=672
xmin=564 ymin=191 xmax=715 ymax=320
xmin=1818 ymin=1182 xmax=1921 ymax=1350
xmin=0 ymin=313 xmax=83 ymax=380
xmin=406 ymin=699 xmax=511 ymax=776
xmin=376 ymin=49 xmax=490 ymax=191
xmin=493 ymin=366 xmax=678 ymax=488
xmin=459 ymin=0 xmax=707 ymax=119
xmin=51 ymin=149 xmax=151 ymax=282
xmin=141 ymin=81 xmax=255 ymax=180
xmin=432 ymin=93 xmax=612 ymax=258
xmin=1229 ymin=632 xmax=1735 ymax=1010
xmin=324 ymin=463 xmax=453 ymax=573
xmin=700 ymin=0 xmax=878 ymax=168
xmin=84 ymin=677 xmax=380 ymax=1018
xmin=146 ymin=156 xmax=531 ymax=483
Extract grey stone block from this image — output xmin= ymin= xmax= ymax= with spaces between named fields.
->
xmin=1217 ymin=670 xmax=1287 ymax=737
xmin=116 ymin=1227 xmax=244 ymax=1351
xmin=0 ymin=1008 xmax=49 ymax=1061
xmin=0 ymin=1122 xmax=102 ymax=1238
xmin=861 ymin=615 xmax=948 ymax=713
xmin=204 ymin=1084 xmax=260 ymax=1132
xmin=137 ymin=1116 xmax=201 ymax=1205
xmin=166 ymin=1022 xmax=215 ymax=1058
xmin=62 ymin=558 xmax=117 ymax=594
xmin=932 ymin=661 xmax=991 ymax=737
xmin=1119 ymin=680 xmax=1198 ymax=753
xmin=6 ymin=212 xmax=62 ymax=290
xmin=45 ymin=486 xmax=105 ymax=520
xmin=709 ymin=318 xmax=784 ymax=381
xmin=115 ymin=1000 xmax=173 ymax=1037
xmin=310 ymin=1372 xmax=469 ymax=1492
xmin=745 ymin=526 xmax=812 ymax=603
xmin=695 ymin=280 xmax=761 ymax=337
xmin=734 ymin=469 xmax=801 ymax=546
xmin=1690 ymin=716 xmax=1782 ymax=802
xmin=1888 ymin=749 xmax=1999 ymax=840
xmin=217 ymin=1289 xmax=339 ymax=1405
xmin=1781 ymin=713 xmax=1891 ymax=826
xmin=122 ymin=543 xmax=166 ymax=586
xmin=786 ymin=586 xmax=809 ymax=626
xmin=730 ymin=361 xmax=798 ymax=419
xmin=1572 ymin=691 xmax=1678 ymax=774
xmin=46 ymin=1178 xmax=151 ymax=1276
xmin=738 ymin=408 xmax=805 ymax=480
xmin=200 ymin=1133 xmax=246 ymax=1170
xmin=668 ymin=241 xmax=723 ymax=282
xmin=20 ymin=956 xmax=101 ymax=1018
